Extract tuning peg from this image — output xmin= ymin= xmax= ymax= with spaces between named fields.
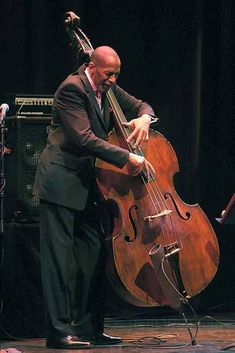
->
xmin=65 ymin=11 xmax=80 ymax=29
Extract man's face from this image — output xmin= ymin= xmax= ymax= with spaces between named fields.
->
xmin=88 ymin=59 xmax=120 ymax=93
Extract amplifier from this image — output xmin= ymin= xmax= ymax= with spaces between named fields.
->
xmin=5 ymin=117 xmax=51 ymax=222
xmin=0 ymin=94 xmax=54 ymax=117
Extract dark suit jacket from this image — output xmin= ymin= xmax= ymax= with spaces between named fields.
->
xmin=33 ymin=64 xmax=155 ymax=210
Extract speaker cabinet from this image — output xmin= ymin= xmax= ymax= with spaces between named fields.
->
xmin=5 ymin=117 xmax=51 ymax=222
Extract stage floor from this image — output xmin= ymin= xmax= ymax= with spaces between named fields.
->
xmin=1 ymin=314 xmax=235 ymax=353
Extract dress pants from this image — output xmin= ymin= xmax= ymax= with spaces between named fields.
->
xmin=39 ymin=195 xmax=107 ymax=340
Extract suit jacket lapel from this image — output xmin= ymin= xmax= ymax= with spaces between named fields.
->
xmin=79 ymin=65 xmax=108 ymax=132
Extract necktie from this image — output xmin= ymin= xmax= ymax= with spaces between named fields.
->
xmin=95 ymin=91 xmax=102 ymax=110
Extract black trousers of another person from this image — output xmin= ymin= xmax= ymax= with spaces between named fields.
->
xmin=39 ymin=196 xmax=107 ymax=340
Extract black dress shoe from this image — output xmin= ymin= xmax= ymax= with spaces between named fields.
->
xmin=46 ymin=335 xmax=91 ymax=349
xmin=89 ymin=333 xmax=122 ymax=345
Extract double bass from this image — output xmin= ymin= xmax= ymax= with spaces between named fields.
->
xmin=65 ymin=12 xmax=220 ymax=309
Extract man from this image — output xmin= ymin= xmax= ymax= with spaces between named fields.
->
xmin=34 ymin=46 xmax=156 ymax=349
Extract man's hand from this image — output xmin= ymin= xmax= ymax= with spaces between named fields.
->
xmin=126 ymin=152 xmax=155 ymax=177
xmin=122 ymin=114 xmax=151 ymax=149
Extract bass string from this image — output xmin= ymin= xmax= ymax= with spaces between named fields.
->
xmin=107 ymin=90 xmax=129 ymax=140
xmin=108 ymin=89 xmax=165 ymax=209
xmin=108 ymin=89 xmax=166 ymax=210
xmin=108 ymin=89 xmax=178 ymax=246
xmin=138 ymin=153 xmax=179 ymax=246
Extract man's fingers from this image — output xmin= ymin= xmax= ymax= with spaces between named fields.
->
xmin=126 ymin=130 xmax=136 ymax=143
xmin=128 ymin=129 xmax=148 ymax=147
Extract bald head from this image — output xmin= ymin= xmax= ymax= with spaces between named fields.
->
xmin=90 ymin=46 xmax=121 ymax=68
xmin=88 ymin=46 xmax=121 ymax=93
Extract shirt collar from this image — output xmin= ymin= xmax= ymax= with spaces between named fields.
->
xmin=85 ymin=67 xmax=98 ymax=93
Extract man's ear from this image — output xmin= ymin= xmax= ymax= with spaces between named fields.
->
xmin=88 ymin=61 xmax=95 ymax=76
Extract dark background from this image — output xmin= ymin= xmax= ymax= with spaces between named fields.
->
xmin=0 ymin=0 xmax=234 ymax=339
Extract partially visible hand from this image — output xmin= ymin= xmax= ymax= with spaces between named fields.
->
xmin=122 ymin=114 xmax=151 ymax=149
xmin=126 ymin=152 xmax=155 ymax=177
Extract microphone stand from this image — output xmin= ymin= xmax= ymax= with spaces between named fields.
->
xmin=0 ymin=116 xmax=6 ymax=342
xmin=0 ymin=116 xmax=7 ymax=236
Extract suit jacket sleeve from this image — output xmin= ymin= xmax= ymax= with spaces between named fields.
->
xmin=54 ymin=80 xmax=129 ymax=168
